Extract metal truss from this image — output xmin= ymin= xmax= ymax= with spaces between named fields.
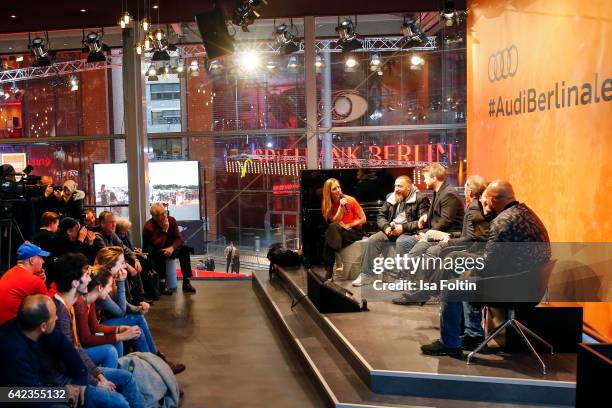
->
xmin=0 ymin=36 xmax=437 ymax=85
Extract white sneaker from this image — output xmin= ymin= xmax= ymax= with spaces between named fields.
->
xmin=352 ymin=275 xmax=373 ymax=287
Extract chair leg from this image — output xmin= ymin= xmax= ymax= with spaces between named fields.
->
xmin=467 ymin=318 xmax=513 ymax=365
xmin=514 ymin=319 xmax=554 ymax=355
xmin=512 ymin=321 xmax=547 ymax=375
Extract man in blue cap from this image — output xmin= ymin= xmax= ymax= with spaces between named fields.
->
xmin=0 ymin=242 xmax=50 ymax=325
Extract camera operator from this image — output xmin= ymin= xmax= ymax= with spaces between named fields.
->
xmin=38 ymin=180 xmax=86 ymax=223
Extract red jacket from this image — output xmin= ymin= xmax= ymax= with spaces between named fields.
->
xmin=0 ymin=265 xmax=48 ymax=326
xmin=142 ymin=215 xmax=183 ymax=252
xmin=73 ymin=296 xmax=117 ymax=347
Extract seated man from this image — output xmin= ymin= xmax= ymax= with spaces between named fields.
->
xmin=420 ymin=180 xmax=551 ymax=356
xmin=143 ymin=203 xmax=196 ymax=293
xmin=48 ymin=255 xmax=146 ymax=407
xmin=0 ymin=243 xmax=49 ymax=326
xmin=0 ymin=295 xmax=88 ymax=406
xmin=409 ymin=163 xmax=465 ymax=257
xmin=352 ymin=175 xmax=430 ymax=286
xmin=83 ymin=208 xmax=100 ymax=232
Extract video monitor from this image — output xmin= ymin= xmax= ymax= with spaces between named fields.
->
xmin=93 ymin=161 xmax=201 ymax=221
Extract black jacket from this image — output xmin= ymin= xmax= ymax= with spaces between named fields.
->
xmin=446 ymin=199 xmax=490 ymax=253
xmin=426 ymin=180 xmax=464 ymax=233
xmin=377 ymin=187 xmax=430 ymax=234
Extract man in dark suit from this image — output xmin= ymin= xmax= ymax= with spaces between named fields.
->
xmin=409 ymin=163 xmax=465 ymax=257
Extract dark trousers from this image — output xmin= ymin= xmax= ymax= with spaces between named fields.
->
xmin=152 ymin=245 xmax=193 ymax=287
xmin=226 ymin=256 xmax=232 ymax=273
xmin=322 ymin=224 xmax=364 ymax=278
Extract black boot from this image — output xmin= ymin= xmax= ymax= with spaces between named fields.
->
xmin=182 ymin=279 xmax=196 ymax=293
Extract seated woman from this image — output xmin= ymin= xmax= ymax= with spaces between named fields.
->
xmin=75 ymin=268 xmax=142 ymax=366
xmin=58 ymin=180 xmax=86 ymax=222
xmin=94 ymin=247 xmax=186 ymax=374
xmin=321 ymin=178 xmax=366 ymax=280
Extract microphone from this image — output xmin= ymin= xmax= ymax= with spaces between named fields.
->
xmin=339 ymin=193 xmax=348 ymax=209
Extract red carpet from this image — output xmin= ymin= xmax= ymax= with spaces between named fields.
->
xmin=175 ymin=269 xmax=251 ymax=280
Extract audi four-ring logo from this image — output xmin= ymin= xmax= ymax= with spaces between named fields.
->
xmin=488 ymin=45 xmax=518 ymax=82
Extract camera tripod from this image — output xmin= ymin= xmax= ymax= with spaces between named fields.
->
xmin=0 ymin=217 xmax=25 ymax=270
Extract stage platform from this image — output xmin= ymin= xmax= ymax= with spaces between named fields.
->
xmin=252 ymin=265 xmax=577 ymax=407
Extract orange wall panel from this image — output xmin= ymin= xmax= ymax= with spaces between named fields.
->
xmin=467 ymin=0 xmax=612 ymax=338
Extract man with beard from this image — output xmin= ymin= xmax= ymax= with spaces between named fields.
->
xmin=352 ymin=176 xmax=430 ymax=286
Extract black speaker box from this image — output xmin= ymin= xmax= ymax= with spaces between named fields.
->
xmin=506 ymin=306 xmax=583 ymax=352
xmin=576 ymin=343 xmax=612 ymax=408
xmin=195 ymin=8 xmax=234 ymax=60
xmin=307 ymin=269 xmax=365 ymax=313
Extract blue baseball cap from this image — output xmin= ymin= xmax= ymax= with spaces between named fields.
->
xmin=17 ymin=242 xmax=50 ymax=260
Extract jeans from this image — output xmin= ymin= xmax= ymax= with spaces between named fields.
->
xmin=463 ymin=302 xmax=484 ymax=338
xmin=104 ymin=313 xmax=158 ymax=354
xmin=85 ymin=344 xmax=119 ymax=368
xmin=440 ymin=301 xmax=463 ymax=348
xmin=85 ymin=367 xmax=145 ymax=408
xmin=359 ymin=232 xmax=418 ymax=278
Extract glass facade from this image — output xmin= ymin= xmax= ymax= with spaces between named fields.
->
xmin=0 ymin=13 xmax=466 ymax=253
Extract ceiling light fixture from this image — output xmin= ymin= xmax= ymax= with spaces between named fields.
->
xmin=274 ymin=22 xmax=299 ymax=55
xmin=29 ymin=36 xmax=53 ymax=67
xmin=69 ymin=75 xmax=79 ymax=91
xmin=400 ymin=18 xmax=429 ymax=49
xmin=83 ymin=31 xmax=110 ymax=63
xmin=409 ymin=54 xmax=425 ymax=70
xmin=232 ymin=0 xmax=268 ymax=32
xmin=335 ymin=18 xmax=362 ymax=53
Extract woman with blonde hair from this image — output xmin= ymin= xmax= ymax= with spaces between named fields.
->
xmin=93 ymin=247 xmax=186 ymax=374
xmin=321 ymin=178 xmax=366 ymax=280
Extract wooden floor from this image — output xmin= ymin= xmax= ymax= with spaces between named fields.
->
xmin=146 ymin=280 xmax=326 ymax=408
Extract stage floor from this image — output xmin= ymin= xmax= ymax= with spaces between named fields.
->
xmin=281 ymin=266 xmax=577 ymax=383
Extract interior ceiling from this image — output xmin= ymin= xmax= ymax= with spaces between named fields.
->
xmin=1 ymin=0 xmax=466 ymax=34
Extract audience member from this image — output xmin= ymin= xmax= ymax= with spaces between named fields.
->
xmin=352 ymin=175 xmax=430 ymax=287
xmin=115 ymin=217 xmax=148 ymax=303
xmin=48 ymin=261 xmax=146 ymax=408
xmin=76 ymin=268 xmax=142 ymax=362
xmin=143 ymin=203 xmax=196 ymax=293
xmin=83 ymin=208 xmax=99 ymax=232
xmin=94 ymin=247 xmax=186 ymax=375
xmin=0 ymin=243 xmax=49 ymax=325
xmin=0 ymin=294 xmax=88 ymax=407
xmin=54 ymin=217 xmax=97 ymax=262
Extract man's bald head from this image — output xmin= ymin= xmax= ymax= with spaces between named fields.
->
xmin=485 ymin=180 xmax=516 ymax=214
xmin=16 ymin=295 xmax=56 ymax=334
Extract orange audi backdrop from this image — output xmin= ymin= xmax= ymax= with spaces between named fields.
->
xmin=467 ymin=0 xmax=612 ymax=339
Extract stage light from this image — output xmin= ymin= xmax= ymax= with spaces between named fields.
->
xmin=154 ymin=29 xmax=163 ymax=41
xmin=144 ymin=36 xmax=151 ymax=50
xmin=315 ymin=54 xmax=325 ymax=70
xmin=410 ymin=54 xmax=425 ymax=70
xmin=141 ymin=18 xmax=150 ymax=32
xmin=147 ymin=66 xmax=157 ymax=76
xmin=10 ymin=83 xmax=21 ymax=99
xmin=344 ymin=55 xmax=358 ymax=72
xmin=401 ymin=20 xmax=428 ymax=49
xmin=232 ymin=0 xmax=267 ymax=32
xmin=335 ymin=18 xmax=362 ymax=53
xmin=237 ymin=51 xmax=259 ymax=71
xmin=16 ymin=56 xmax=24 ymax=62
xmin=83 ymin=31 xmax=109 ymax=63
xmin=274 ymin=23 xmax=299 ymax=56
xmin=135 ymin=42 xmax=143 ymax=55
xmin=30 ymin=37 xmax=52 ymax=67
xmin=190 ymin=59 xmax=200 ymax=76
xmin=207 ymin=59 xmax=223 ymax=75
xmin=175 ymin=63 xmax=184 ymax=73
xmin=266 ymin=60 xmax=276 ymax=70
xmin=440 ymin=1 xmax=466 ymax=27
xmin=369 ymin=53 xmax=381 ymax=71
xmin=69 ymin=75 xmax=79 ymax=91
xmin=287 ymin=55 xmax=299 ymax=73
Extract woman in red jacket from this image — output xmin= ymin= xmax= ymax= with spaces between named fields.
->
xmin=74 ymin=268 xmax=141 ymax=367
xmin=321 ymin=178 xmax=366 ymax=280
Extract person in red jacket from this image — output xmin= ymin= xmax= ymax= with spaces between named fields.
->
xmin=0 ymin=242 xmax=49 ymax=325
xmin=74 ymin=267 xmax=141 ymax=367
xmin=143 ymin=202 xmax=196 ymax=294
